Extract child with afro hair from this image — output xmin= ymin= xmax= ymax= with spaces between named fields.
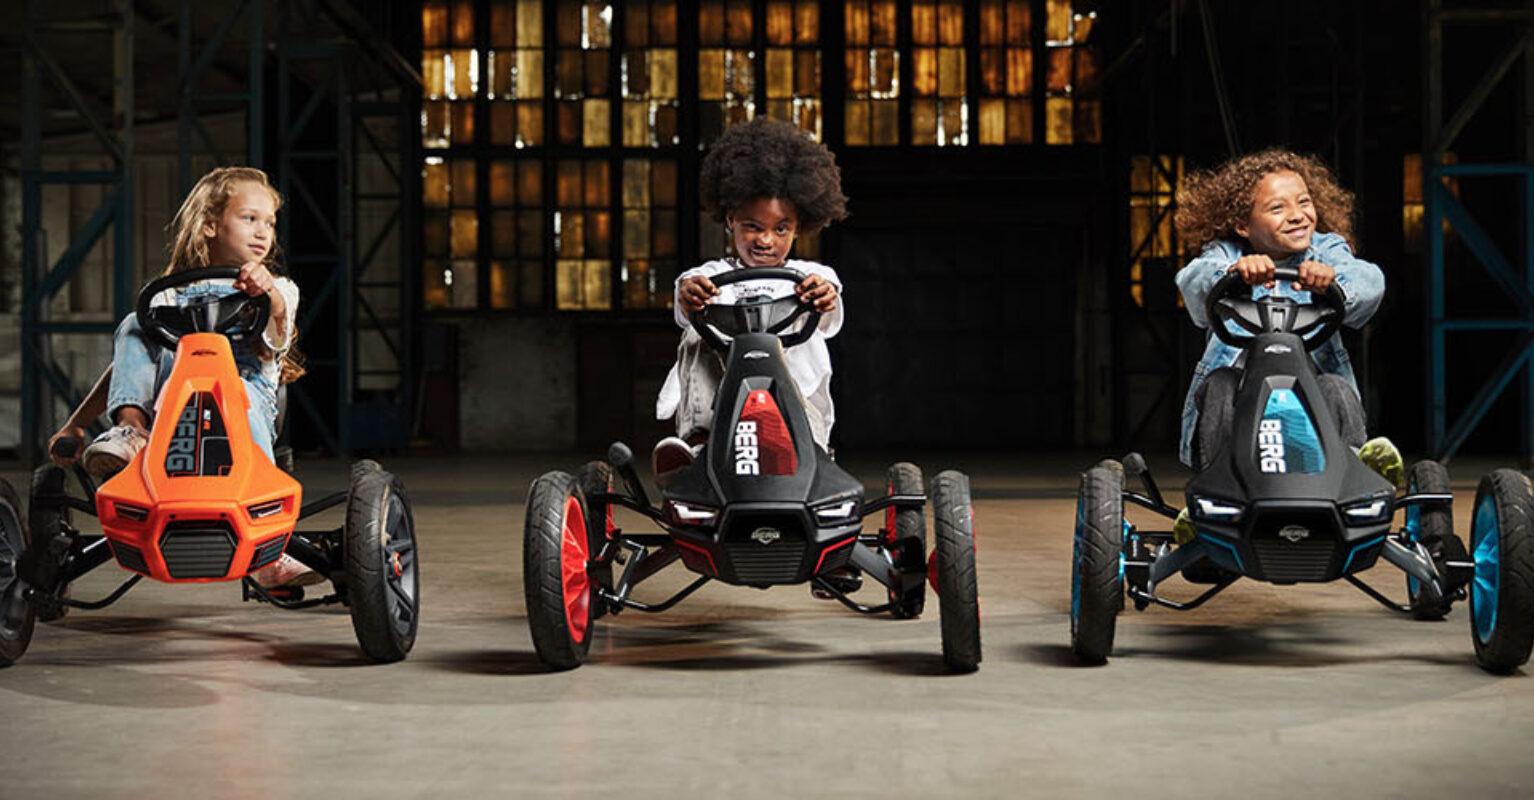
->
xmin=653 ymin=116 xmax=849 ymax=475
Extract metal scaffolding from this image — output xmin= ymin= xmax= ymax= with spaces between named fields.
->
xmin=18 ymin=0 xmax=136 ymax=466
xmin=177 ymin=0 xmax=265 ymax=194
xmin=1424 ymin=0 xmax=1534 ymax=464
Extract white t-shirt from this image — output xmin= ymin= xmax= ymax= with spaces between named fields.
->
xmin=656 ymin=258 xmax=843 ymax=433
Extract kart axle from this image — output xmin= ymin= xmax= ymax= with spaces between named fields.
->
xmin=810 ymin=576 xmax=893 ymax=615
xmin=53 ymin=575 xmax=142 ymax=610
xmin=1126 ymin=577 xmax=1237 ymax=611
xmin=601 ymin=576 xmax=711 ymax=614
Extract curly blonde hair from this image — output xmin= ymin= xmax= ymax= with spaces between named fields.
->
xmin=1174 ymin=149 xmax=1355 ymax=253
xmin=166 ymin=167 xmax=305 ymax=384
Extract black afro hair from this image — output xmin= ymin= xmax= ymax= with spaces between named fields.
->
xmin=698 ymin=117 xmax=849 ymax=234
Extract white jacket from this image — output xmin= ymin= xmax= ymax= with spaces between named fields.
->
xmin=655 ymin=258 xmax=843 ymax=440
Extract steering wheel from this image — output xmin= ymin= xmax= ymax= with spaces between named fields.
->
xmin=1205 ymin=266 xmax=1346 ymax=352
xmin=689 ymin=267 xmax=823 ymax=354
xmin=135 ymin=266 xmax=271 ymax=351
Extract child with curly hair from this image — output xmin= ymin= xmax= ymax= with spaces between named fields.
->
xmin=1172 ymin=149 xmax=1400 ymax=526
xmin=653 ymin=116 xmax=849 ymax=475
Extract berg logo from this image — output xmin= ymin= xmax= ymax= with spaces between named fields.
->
xmin=735 ymin=420 xmax=760 ymax=476
xmin=166 ymin=401 xmax=201 ymax=475
xmin=1258 ymin=419 xmax=1286 ymax=473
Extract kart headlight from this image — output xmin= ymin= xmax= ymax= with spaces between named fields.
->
xmin=1191 ymin=496 xmax=1245 ymax=522
xmin=1341 ymin=496 xmax=1393 ymax=525
xmin=813 ymin=499 xmax=859 ymax=526
xmin=667 ymin=501 xmax=718 ymax=525
xmin=113 ymin=502 xmax=150 ymax=522
xmin=248 ymin=499 xmax=287 ymax=520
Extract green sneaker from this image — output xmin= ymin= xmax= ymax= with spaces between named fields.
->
xmin=1172 ymin=507 xmax=1195 ymax=546
xmin=1359 ymin=436 xmax=1405 ymax=489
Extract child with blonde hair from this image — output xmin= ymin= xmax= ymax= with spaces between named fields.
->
xmin=48 ymin=166 xmax=311 ymax=585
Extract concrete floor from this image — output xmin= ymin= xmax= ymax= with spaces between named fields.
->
xmin=1 ymin=451 xmax=1532 ymax=799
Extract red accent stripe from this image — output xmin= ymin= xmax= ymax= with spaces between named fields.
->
xmin=813 ymin=535 xmax=857 ymax=575
xmin=740 ymin=389 xmax=797 ymax=475
xmin=672 ymin=537 xmax=718 ymax=575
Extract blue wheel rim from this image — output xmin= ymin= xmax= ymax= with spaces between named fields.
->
xmin=1070 ymin=496 xmax=1084 ymax=632
xmin=1471 ymin=493 xmax=1501 ymax=644
xmin=1405 ymin=478 xmax=1421 ymax=597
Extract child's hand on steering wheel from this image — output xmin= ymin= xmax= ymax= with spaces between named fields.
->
xmin=1292 ymin=260 xmax=1335 ymax=293
xmin=233 ymin=260 xmax=286 ymax=315
xmin=1230 ymin=255 xmax=1277 ymax=287
xmin=679 ymin=274 xmax=720 ymax=313
xmin=796 ymin=274 xmax=838 ymax=313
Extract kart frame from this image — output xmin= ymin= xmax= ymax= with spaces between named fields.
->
xmin=1109 ymin=453 xmax=1477 ymax=616
xmin=582 ymin=454 xmax=928 ymax=618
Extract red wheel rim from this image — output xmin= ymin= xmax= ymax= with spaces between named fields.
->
xmin=560 ymin=494 xmax=592 ymax=643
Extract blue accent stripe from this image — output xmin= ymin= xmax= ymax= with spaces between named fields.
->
xmin=1341 ymin=535 xmax=1386 ymax=574
xmin=1197 ymin=533 xmax=1245 ymax=571
xmin=1260 ymin=388 xmax=1325 ymax=474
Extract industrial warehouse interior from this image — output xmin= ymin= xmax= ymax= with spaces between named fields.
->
xmin=2 ymin=1 xmax=1533 ymax=797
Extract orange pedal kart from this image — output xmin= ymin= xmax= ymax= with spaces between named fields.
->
xmin=0 ymin=268 xmax=419 ymax=666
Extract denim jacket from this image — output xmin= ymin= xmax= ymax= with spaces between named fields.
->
xmin=1175 ymin=232 xmax=1385 ymax=466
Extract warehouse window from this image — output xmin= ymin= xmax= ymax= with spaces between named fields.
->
xmin=1127 ymin=155 xmax=1183 ymax=308
xmin=421 ymin=1 xmax=1100 ymax=314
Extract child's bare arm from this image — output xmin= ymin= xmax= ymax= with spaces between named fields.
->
xmin=48 ymin=364 xmax=112 ymax=465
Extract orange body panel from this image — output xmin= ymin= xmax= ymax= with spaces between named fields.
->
xmin=95 ymin=334 xmax=302 ymax=583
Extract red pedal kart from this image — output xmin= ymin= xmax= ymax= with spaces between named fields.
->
xmin=0 ymin=268 xmax=419 ymax=667
xmin=521 ymin=267 xmax=982 ymax=672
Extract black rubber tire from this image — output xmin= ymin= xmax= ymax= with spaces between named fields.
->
xmin=931 ymin=470 xmax=980 ymax=672
xmin=0 ymin=478 xmax=37 ymax=668
xmin=524 ymin=471 xmax=596 ymax=670
xmin=28 ymin=464 xmax=71 ymax=622
xmin=1468 ymin=469 xmax=1534 ymax=674
xmin=1071 ymin=466 xmax=1124 ymax=665
xmin=886 ymin=462 xmax=927 ymax=619
xmin=575 ymin=461 xmax=616 ymax=621
xmin=1406 ymin=460 xmax=1459 ymax=620
xmin=343 ymin=460 xmax=419 ymax=663
xmin=1317 ymin=373 xmax=1367 ymax=449
xmin=1193 ymin=367 xmax=1239 ymax=472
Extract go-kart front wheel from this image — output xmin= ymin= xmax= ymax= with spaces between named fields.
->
xmin=1070 ymin=465 xmax=1124 ymax=665
xmin=886 ymin=462 xmax=927 ymax=619
xmin=1405 ymin=460 xmax=1466 ymax=620
xmin=343 ymin=461 xmax=419 ymax=663
xmin=0 ymin=478 xmax=37 ymax=668
xmin=931 ymin=470 xmax=980 ymax=672
xmin=524 ymin=471 xmax=598 ymax=670
xmin=575 ymin=461 xmax=617 ymax=621
xmin=1467 ymin=469 xmax=1534 ymax=674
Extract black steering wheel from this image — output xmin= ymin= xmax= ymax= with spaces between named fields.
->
xmin=1205 ymin=266 xmax=1346 ymax=352
xmin=135 ymin=266 xmax=271 ymax=351
xmin=689 ymin=267 xmax=823 ymax=354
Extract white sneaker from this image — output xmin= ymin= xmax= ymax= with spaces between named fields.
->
xmin=651 ymin=436 xmax=698 ymax=477
xmin=252 ymin=554 xmax=326 ymax=588
xmin=82 ymin=425 xmax=149 ymax=478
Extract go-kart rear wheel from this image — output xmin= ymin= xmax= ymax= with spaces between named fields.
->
xmin=575 ymin=461 xmax=617 ymax=621
xmin=343 ymin=461 xmax=419 ymax=663
xmin=1071 ymin=466 xmax=1124 ymax=665
xmin=1317 ymin=374 xmax=1367 ymax=449
xmin=1193 ymin=368 xmax=1239 ymax=471
xmin=28 ymin=464 xmax=71 ymax=622
xmin=524 ymin=471 xmax=597 ymax=670
xmin=1405 ymin=460 xmax=1463 ymax=620
xmin=886 ymin=462 xmax=926 ymax=619
xmin=931 ymin=470 xmax=980 ymax=672
xmin=0 ymin=478 xmax=37 ymax=668
xmin=1467 ymin=469 xmax=1534 ymax=674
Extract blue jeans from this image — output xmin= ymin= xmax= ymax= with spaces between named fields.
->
xmin=106 ymin=312 xmax=279 ymax=462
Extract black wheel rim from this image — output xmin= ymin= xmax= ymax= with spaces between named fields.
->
xmin=380 ymin=489 xmax=418 ymax=637
xmin=0 ymin=506 xmax=26 ymax=641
